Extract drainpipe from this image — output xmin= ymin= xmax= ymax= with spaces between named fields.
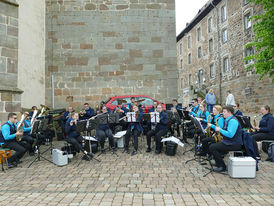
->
xmin=210 ymin=0 xmax=222 ymax=104
xmin=51 ymin=74 xmax=55 ymax=109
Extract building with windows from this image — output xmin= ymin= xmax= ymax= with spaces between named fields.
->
xmin=176 ymin=0 xmax=273 ymax=113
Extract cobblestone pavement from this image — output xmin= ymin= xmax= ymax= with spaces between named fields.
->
xmin=0 ymin=138 xmax=273 ymax=206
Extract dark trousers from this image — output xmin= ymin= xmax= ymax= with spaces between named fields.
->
xmin=125 ymin=128 xmax=141 ymax=151
xmin=207 ymin=104 xmax=214 ymax=113
xmin=146 ymin=129 xmax=168 ymax=151
xmin=251 ymin=132 xmax=274 ymax=157
xmin=66 ymin=136 xmax=84 ymax=153
xmin=169 ymin=124 xmax=181 ymax=137
xmin=22 ymin=135 xmax=34 ymax=152
xmin=96 ymin=128 xmax=114 ymax=149
xmin=209 ymin=142 xmax=242 ymax=168
xmin=201 ymin=137 xmax=215 ymax=155
xmin=3 ymin=140 xmax=28 ymax=163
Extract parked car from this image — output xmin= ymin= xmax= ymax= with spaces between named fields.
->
xmin=105 ymin=95 xmax=166 ymax=113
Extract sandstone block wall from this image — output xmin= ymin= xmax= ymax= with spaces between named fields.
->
xmin=0 ymin=0 xmax=22 ymax=125
xmin=46 ymin=0 xmax=178 ymax=109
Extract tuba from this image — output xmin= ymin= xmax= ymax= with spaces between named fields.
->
xmin=213 ymin=116 xmax=222 ymax=142
xmin=16 ymin=112 xmax=29 ymax=142
xmin=38 ymin=104 xmax=50 ymax=118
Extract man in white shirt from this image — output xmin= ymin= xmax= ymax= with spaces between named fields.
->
xmin=225 ymin=90 xmax=235 ymax=106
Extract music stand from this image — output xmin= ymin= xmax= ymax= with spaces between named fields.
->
xmin=126 ymin=112 xmax=136 ymax=122
xmin=28 ymin=119 xmax=54 ymax=168
xmin=75 ymin=120 xmax=100 ymax=164
xmin=185 ymin=116 xmax=206 ymax=164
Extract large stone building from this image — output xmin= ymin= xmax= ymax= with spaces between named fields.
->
xmin=45 ymin=0 xmax=178 ymax=109
xmin=176 ymin=0 xmax=273 ymax=113
xmin=0 ymin=0 xmax=177 ymax=124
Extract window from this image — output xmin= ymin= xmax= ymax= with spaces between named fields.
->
xmin=221 ymin=5 xmax=227 ymax=22
xmin=244 ymin=13 xmax=251 ymax=30
xmin=188 ymin=36 xmax=191 ymax=49
xmin=197 ymin=27 xmax=201 ymax=41
xmin=222 ymin=29 xmax=228 ymax=43
xmin=142 ymin=98 xmax=153 ymax=106
xmin=209 ymin=39 xmax=213 ymax=52
xmin=189 ymin=74 xmax=192 ymax=85
xmin=179 ymin=43 xmax=183 ymax=55
xmin=180 ymin=59 xmax=183 ymax=69
xmin=198 ymin=47 xmax=202 ymax=58
xmin=208 ymin=17 xmax=212 ymax=33
xmin=223 ymin=57 xmax=230 ymax=72
xmin=180 ymin=78 xmax=184 ymax=89
xmin=210 ymin=64 xmax=215 ymax=78
xmin=245 ymin=47 xmax=254 ymax=64
xmin=188 ymin=53 xmax=192 ymax=64
xmin=199 ymin=70 xmax=204 ymax=84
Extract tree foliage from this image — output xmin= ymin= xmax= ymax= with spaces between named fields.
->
xmin=244 ymin=0 xmax=274 ymax=82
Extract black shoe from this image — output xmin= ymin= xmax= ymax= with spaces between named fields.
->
xmin=7 ymin=162 xmax=17 ymax=169
xmin=131 ymin=150 xmax=137 ymax=156
xmin=124 ymin=148 xmax=130 ymax=154
xmin=82 ymin=155 xmax=90 ymax=161
xmin=29 ymin=151 xmax=35 ymax=156
xmin=213 ymin=167 xmax=226 ymax=173
xmin=146 ymin=148 xmax=151 ymax=153
xmin=155 ymin=150 xmax=161 ymax=154
xmin=101 ymin=149 xmax=106 ymax=154
xmin=87 ymin=152 xmax=94 ymax=158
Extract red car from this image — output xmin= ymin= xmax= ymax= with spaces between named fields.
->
xmin=105 ymin=95 xmax=166 ymax=113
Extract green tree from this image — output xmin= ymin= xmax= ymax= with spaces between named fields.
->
xmin=244 ymin=0 xmax=274 ymax=82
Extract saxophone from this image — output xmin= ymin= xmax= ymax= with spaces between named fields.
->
xmin=205 ymin=115 xmax=211 ymax=138
xmin=16 ymin=112 xmax=29 ymax=142
xmin=213 ymin=117 xmax=222 ymax=142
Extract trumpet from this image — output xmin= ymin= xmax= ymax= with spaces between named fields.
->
xmin=16 ymin=112 xmax=29 ymax=142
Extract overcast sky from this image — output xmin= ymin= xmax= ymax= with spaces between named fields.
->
xmin=175 ymin=0 xmax=209 ymax=35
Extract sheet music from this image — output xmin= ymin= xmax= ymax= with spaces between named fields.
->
xmin=195 ymin=117 xmax=206 ymax=134
xmin=150 ymin=112 xmax=160 ymax=123
xmin=114 ymin=130 xmax=127 ymax=138
xmin=126 ymin=112 xmax=136 ymax=122
xmin=82 ymin=136 xmax=98 ymax=141
xmin=161 ymin=136 xmax=184 ymax=148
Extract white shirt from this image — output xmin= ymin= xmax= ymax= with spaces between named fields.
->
xmin=226 ymin=93 xmax=235 ymax=106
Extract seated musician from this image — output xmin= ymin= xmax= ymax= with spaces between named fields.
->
xmin=29 ymin=106 xmax=38 ymax=118
xmin=199 ymin=105 xmax=224 ymax=156
xmin=17 ymin=113 xmax=35 ymax=156
xmin=95 ymin=106 xmax=115 ymax=153
xmin=65 ymin=112 xmax=94 ymax=161
xmin=114 ymin=100 xmax=129 ymax=131
xmin=209 ymin=106 xmax=243 ymax=172
xmin=62 ymin=106 xmax=74 ymax=124
xmin=196 ymin=103 xmax=211 ymax=130
xmin=146 ymin=104 xmax=168 ymax=154
xmin=128 ymin=97 xmax=136 ymax=111
xmin=0 ymin=113 xmax=28 ymax=168
xmin=172 ymin=99 xmax=182 ymax=110
xmin=251 ymin=105 xmax=274 ymax=157
xmin=124 ymin=105 xmax=143 ymax=155
xmin=233 ymin=103 xmax=243 ymax=116
xmin=148 ymin=100 xmax=158 ymax=113
xmin=189 ymin=98 xmax=200 ymax=117
xmin=80 ymin=103 xmax=95 ymax=120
